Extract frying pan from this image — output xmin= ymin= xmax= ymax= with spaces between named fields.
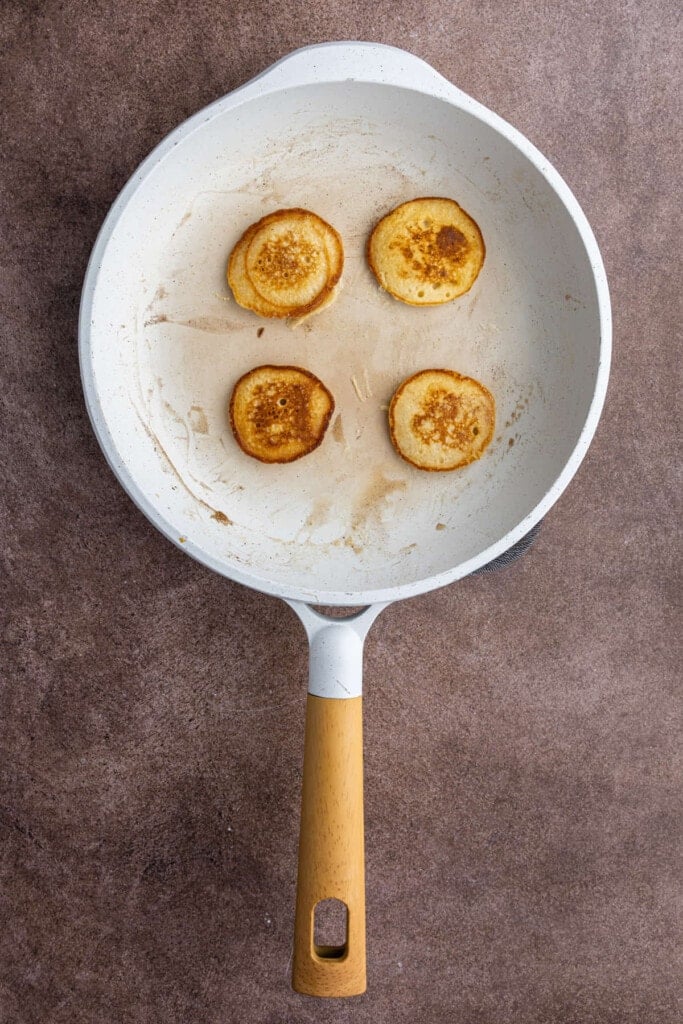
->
xmin=79 ymin=42 xmax=611 ymax=997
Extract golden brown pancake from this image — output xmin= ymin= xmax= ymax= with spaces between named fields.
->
xmin=388 ymin=369 xmax=495 ymax=470
xmin=229 ymin=365 xmax=335 ymax=463
xmin=227 ymin=209 xmax=343 ymax=319
xmin=367 ymin=197 xmax=485 ymax=305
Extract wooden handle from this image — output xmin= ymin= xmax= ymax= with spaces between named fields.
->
xmin=292 ymin=694 xmax=366 ymax=997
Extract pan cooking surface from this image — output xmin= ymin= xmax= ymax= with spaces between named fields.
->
xmin=84 ymin=81 xmax=603 ymax=600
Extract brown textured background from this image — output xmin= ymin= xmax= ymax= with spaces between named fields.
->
xmin=1 ymin=2 xmax=681 ymax=1021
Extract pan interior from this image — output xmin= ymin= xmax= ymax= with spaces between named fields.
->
xmin=86 ymin=81 xmax=601 ymax=599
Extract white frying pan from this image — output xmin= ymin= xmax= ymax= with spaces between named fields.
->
xmin=79 ymin=42 xmax=611 ymax=997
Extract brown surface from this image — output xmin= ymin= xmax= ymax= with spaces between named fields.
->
xmin=229 ymin=365 xmax=335 ymax=463
xmin=1 ymin=2 xmax=681 ymax=1021
xmin=367 ymin=197 xmax=485 ymax=305
xmin=228 ymin=207 xmax=344 ymax=319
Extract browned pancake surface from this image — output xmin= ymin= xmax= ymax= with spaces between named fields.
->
xmin=389 ymin=368 xmax=495 ymax=470
xmin=229 ymin=365 xmax=335 ymax=463
xmin=227 ymin=209 xmax=343 ymax=319
xmin=368 ymin=197 xmax=485 ymax=305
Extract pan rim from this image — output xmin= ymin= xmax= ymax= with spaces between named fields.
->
xmin=79 ymin=42 xmax=611 ymax=607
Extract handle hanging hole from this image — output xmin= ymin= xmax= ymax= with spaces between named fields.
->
xmin=313 ymin=898 xmax=348 ymax=959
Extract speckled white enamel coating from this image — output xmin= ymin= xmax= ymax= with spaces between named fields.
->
xmin=290 ymin=602 xmax=387 ymax=698
xmin=80 ymin=42 xmax=611 ymax=694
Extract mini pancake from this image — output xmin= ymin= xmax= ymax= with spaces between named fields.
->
xmin=367 ymin=197 xmax=485 ymax=305
xmin=388 ymin=369 xmax=495 ymax=471
xmin=229 ymin=365 xmax=335 ymax=463
xmin=227 ymin=209 xmax=343 ymax=319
